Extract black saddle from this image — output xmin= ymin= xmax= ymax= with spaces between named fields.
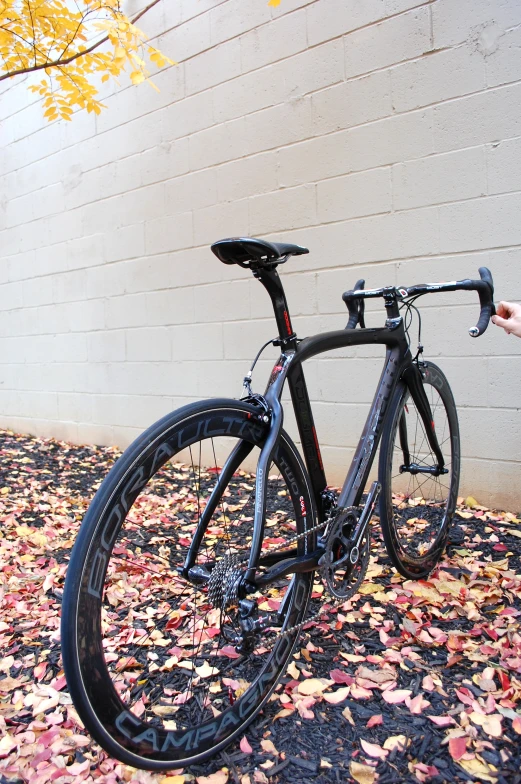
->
xmin=211 ymin=237 xmax=309 ymax=268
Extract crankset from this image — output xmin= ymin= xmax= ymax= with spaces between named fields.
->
xmin=318 ymin=481 xmax=380 ymax=599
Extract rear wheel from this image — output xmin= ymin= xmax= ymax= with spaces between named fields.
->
xmin=61 ymin=399 xmax=315 ymax=770
xmin=378 ymin=362 xmax=460 ymax=578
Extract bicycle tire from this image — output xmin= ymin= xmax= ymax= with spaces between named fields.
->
xmin=61 ymin=398 xmax=316 ymax=770
xmin=378 ymin=362 xmax=460 ymax=579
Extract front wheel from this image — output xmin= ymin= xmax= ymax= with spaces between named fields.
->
xmin=378 ymin=362 xmax=460 ymax=579
xmin=61 ymin=399 xmax=315 ymax=770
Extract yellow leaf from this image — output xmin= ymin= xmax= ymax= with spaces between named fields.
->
xmin=349 ymin=761 xmax=376 ymax=784
xmin=358 ymin=583 xmax=383 ymax=595
xmin=160 ymin=775 xmax=185 ymax=783
xmin=457 ymin=757 xmax=497 ymax=783
xmin=465 ymin=496 xmax=478 ymax=508
xmin=130 ymin=70 xmax=145 ymax=84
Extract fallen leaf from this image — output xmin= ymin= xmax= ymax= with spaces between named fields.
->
xmin=240 ymin=737 xmax=252 ymax=754
xmin=448 ymin=736 xmax=467 ymax=761
xmin=322 ymin=686 xmax=350 ymax=704
xmin=383 ymin=735 xmax=408 ymax=752
xmin=382 ymin=689 xmax=412 ymax=704
xmin=297 ymin=678 xmax=329 ymax=696
xmin=457 ymin=757 xmax=497 ymax=783
xmin=366 ymin=714 xmax=383 ymax=728
xmin=349 ymin=761 xmax=376 ymax=784
xmin=196 ymin=770 xmax=229 ymax=784
xmin=361 ymin=739 xmax=388 ymax=759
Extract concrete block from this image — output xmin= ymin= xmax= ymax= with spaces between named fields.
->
xmin=210 ymin=0 xmax=271 ymax=44
xmin=163 ymin=92 xmax=214 ymax=141
xmin=145 ymin=287 xmax=195 ymax=325
xmin=104 ymin=224 xmax=145 ymax=264
xmin=391 ymin=45 xmax=485 ymax=113
xmin=240 ymin=8 xmax=307 ymax=72
xmin=345 ymin=6 xmax=431 ymax=78
xmin=217 ymin=151 xmax=278 ymax=202
xmin=433 ymin=82 xmax=521 ymax=153
xmin=393 ymin=147 xmax=487 ymax=210
xmin=193 ymin=199 xmax=248 ymax=246
xmin=249 ymin=184 xmax=316 ymax=235
xmin=186 ymin=38 xmax=241 ymax=96
xmin=439 ymin=192 xmax=521 ymax=253
xmin=432 ymin=0 xmax=521 ymax=49
xmin=0 ymin=281 xmax=23 ymax=311
xmin=164 ymin=169 xmax=218 ymax=214
xmin=194 ymin=280 xmax=250 ymax=322
xmin=312 ymin=70 xmax=392 ymax=135
xmin=145 ymin=212 xmax=194 ymax=255
xmin=243 ymin=97 xmax=312 ymax=156
xmin=105 ymin=294 xmax=148 ymax=329
xmin=22 ymin=276 xmax=54 ymax=309
xmin=88 ymin=330 xmax=126 ymax=363
xmin=67 ymin=234 xmax=105 ymax=271
xmin=172 ymin=322 xmax=224 ymax=360
xmin=487 ymin=137 xmax=521 ymax=195
xmin=317 ymin=168 xmax=392 ymax=223
xmin=126 ymin=327 xmax=171 ymax=362
xmin=189 ymin=117 xmax=247 ymax=170
xmin=486 ymin=25 xmax=521 ymax=88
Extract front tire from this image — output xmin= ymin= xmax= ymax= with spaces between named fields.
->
xmin=378 ymin=362 xmax=460 ymax=579
xmin=61 ymin=399 xmax=315 ymax=770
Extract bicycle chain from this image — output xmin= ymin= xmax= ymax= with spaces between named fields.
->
xmin=212 ymin=515 xmax=363 ymax=643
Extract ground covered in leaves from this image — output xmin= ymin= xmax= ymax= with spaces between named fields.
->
xmin=0 ymin=429 xmax=521 ymax=784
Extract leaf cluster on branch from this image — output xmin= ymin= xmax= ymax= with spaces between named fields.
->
xmin=0 ymin=0 xmax=174 ymax=120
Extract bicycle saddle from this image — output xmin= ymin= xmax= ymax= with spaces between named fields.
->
xmin=211 ymin=237 xmax=309 ymax=267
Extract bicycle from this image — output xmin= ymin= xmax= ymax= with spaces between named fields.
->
xmin=61 ymin=236 xmax=495 ymax=770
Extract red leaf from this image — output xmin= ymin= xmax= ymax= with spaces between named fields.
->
xmin=427 ymin=715 xmax=456 ymax=727
xmin=329 ymin=669 xmax=354 ymax=684
xmin=240 ymin=736 xmax=253 ymax=754
xmin=448 ymin=736 xmax=467 ymax=761
xmin=219 ymin=646 xmax=241 ymax=659
xmin=366 ymin=714 xmax=383 ymax=728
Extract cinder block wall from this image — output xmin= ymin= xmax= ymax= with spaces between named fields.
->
xmin=1 ymin=0 xmax=520 ymax=508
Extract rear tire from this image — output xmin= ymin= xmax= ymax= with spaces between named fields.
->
xmin=378 ymin=362 xmax=460 ymax=579
xmin=61 ymin=399 xmax=315 ymax=770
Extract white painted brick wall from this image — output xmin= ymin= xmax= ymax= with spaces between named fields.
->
xmin=1 ymin=0 xmax=520 ymax=508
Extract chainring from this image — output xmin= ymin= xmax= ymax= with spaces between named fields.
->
xmin=319 ymin=509 xmax=370 ymax=599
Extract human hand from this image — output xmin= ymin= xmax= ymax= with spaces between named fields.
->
xmin=491 ymin=301 xmax=521 ymax=338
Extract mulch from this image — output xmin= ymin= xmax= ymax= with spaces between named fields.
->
xmin=0 ymin=428 xmax=520 ymax=784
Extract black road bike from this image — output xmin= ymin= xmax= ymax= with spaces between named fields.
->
xmin=61 ymin=237 xmax=495 ymax=770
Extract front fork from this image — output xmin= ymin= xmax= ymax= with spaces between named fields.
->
xmin=400 ymin=362 xmax=447 ymax=474
xmin=181 ymin=351 xmax=296 ymax=585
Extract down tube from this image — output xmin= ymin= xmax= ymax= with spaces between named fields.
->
xmin=337 ymin=345 xmax=405 ymax=510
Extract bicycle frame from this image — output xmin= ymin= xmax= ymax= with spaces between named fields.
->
xmin=184 ymin=265 xmax=445 ymax=588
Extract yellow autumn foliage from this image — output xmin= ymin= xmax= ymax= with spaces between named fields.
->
xmin=0 ymin=0 xmax=174 ymax=120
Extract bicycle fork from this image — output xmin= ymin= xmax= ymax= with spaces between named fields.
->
xmin=400 ymin=363 xmax=448 ymax=476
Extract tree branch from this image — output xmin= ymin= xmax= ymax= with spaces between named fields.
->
xmin=0 ymin=0 xmax=162 ymax=82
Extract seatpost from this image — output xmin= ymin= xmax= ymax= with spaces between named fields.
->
xmin=253 ymin=266 xmax=298 ymax=348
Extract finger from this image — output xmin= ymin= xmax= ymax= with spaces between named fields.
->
xmin=495 ymin=302 xmax=511 ymax=318
xmin=492 ymin=315 xmax=510 ymax=330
